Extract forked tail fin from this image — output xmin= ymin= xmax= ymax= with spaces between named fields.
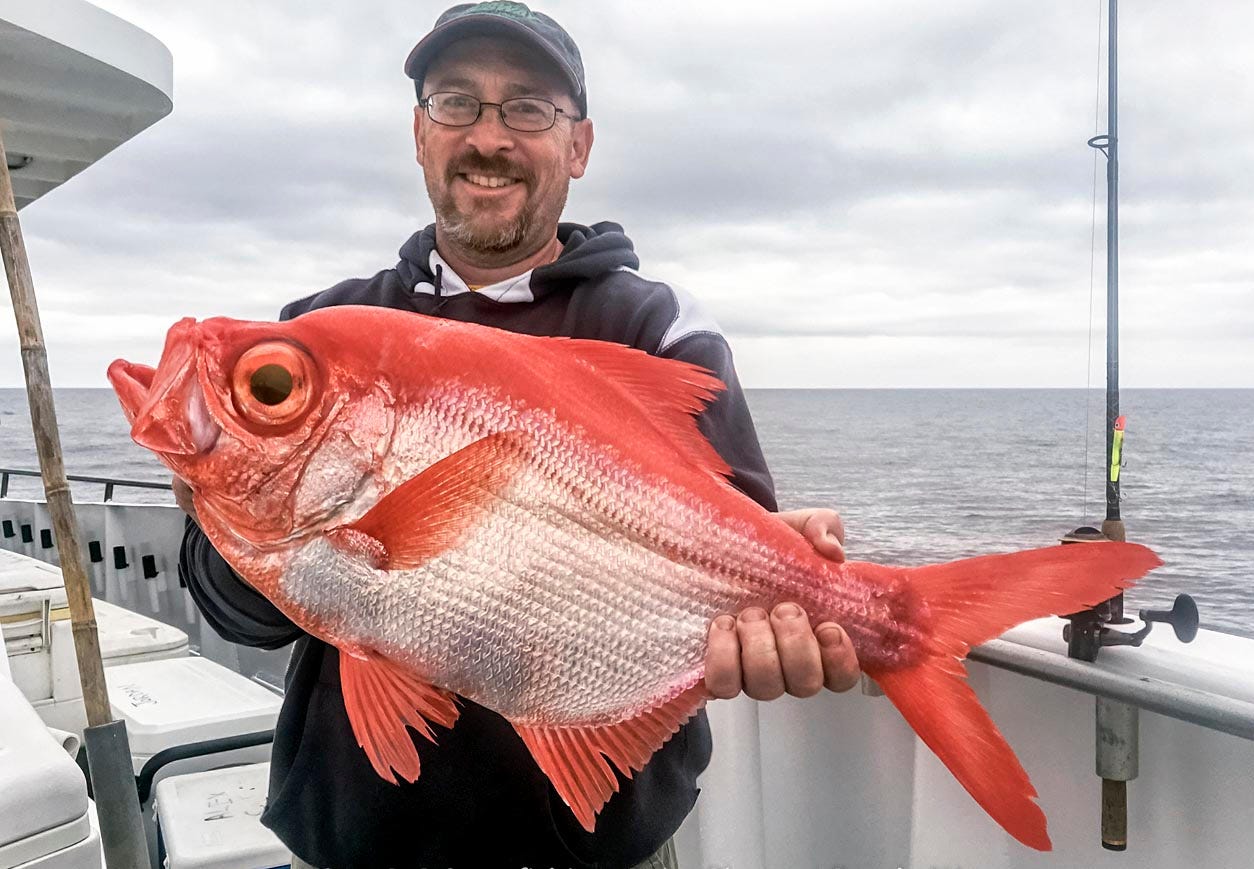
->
xmin=865 ymin=541 xmax=1162 ymax=851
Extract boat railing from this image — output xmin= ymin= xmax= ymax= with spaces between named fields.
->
xmin=0 ymin=468 xmax=172 ymax=502
xmin=971 ymin=629 xmax=1254 ymax=742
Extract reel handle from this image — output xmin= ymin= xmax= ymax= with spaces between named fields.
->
xmin=1139 ymin=594 xmax=1199 ymax=644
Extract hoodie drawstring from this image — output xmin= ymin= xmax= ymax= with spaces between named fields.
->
xmin=432 ymin=263 xmax=451 ymax=312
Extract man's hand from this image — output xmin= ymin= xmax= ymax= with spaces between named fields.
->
xmin=172 ymin=475 xmax=198 ymax=522
xmin=705 ymin=507 xmax=860 ymax=700
xmin=776 ymin=507 xmax=845 ymax=562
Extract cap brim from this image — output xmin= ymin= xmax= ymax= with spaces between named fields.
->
xmin=404 ymin=15 xmax=583 ymax=111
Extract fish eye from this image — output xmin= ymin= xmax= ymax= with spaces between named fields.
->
xmin=250 ymin=364 xmax=293 ymax=405
xmin=231 ymin=342 xmax=316 ymax=426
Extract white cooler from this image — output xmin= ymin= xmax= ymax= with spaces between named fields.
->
xmin=106 ymin=657 xmax=282 ymax=867
xmin=106 ymin=657 xmax=282 ymax=778
xmin=0 ymin=675 xmax=101 ymax=869
xmin=1 ymin=549 xmax=189 ymax=734
xmin=155 ymin=763 xmax=289 ymax=869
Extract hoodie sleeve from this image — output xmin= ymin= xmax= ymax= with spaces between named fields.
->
xmin=659 ymin=332 xmax=778 ymax=512
xmin=178 ymin=518 xmax=304 ymax=649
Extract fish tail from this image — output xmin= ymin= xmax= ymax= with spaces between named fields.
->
xmin=864 ymin=541 xmax=1162 ymax=851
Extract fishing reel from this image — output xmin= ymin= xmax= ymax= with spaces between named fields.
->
xmin=1064 ymin=593 xmax=1199 ymax=662
xmin=1060 ymin=527 xmax=1200 ymax=663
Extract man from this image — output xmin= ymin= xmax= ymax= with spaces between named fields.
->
xmin=176 ymin=4 xmax=860 ymax=867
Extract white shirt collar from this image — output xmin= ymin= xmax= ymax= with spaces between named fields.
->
xmin=412 ymin=250 xmax=536 ymax=303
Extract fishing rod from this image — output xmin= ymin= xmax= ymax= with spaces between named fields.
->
xmin=1061 ymin=0 xmax=1199 ymax=852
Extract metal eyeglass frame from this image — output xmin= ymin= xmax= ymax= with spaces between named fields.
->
xmin=418 ymin=91 xmax=575 ymax=132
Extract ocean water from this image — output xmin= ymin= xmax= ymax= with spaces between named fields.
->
xmin=1 ymin=387 xmax=1251 ymax=639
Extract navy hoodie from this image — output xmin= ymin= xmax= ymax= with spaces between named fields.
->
xmin=179 ymin=222 xmax=778 ymax=869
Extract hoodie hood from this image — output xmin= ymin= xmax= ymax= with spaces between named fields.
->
xmin=394 ymin=222 xmax=640 ymax=303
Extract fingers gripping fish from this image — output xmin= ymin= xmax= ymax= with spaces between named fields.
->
xmin=108 ymin=305 xmax=1162 ymax=850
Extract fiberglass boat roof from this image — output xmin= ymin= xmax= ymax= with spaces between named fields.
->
xmin=0 ymin=0 xmax=172 ymax=209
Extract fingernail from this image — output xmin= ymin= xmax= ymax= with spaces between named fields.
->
xmin=817 ymin=625 xmax=845 ymax=647
xmin=714 ymin=615 xmax=735 ymax=631
xmin=774 ymin=603 xmax=803 ymax=619
xmin=740 ymin=608 xmax=767 ymax=622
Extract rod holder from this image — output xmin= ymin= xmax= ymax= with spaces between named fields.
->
xmin=1096 ymin=697 xmax=1139 ymax=850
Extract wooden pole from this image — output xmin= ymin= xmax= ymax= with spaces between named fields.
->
xmin=0 ymin=127 xmax=112 ymax=727
xmin=3 ymin=125 xmax=150 ymax=868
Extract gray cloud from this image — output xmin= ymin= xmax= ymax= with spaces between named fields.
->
xmin=3 ymin=0 xmax=1252 ymax=387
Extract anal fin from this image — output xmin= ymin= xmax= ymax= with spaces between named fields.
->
xmin=339 ymin=649 xmax=460 ymax=784
xmin=513 ymin=682 xmax=709 ymax=832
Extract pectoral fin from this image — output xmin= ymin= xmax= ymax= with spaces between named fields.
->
xmin=512 ymin=682 xmax=709 ymax=831
xmin=338 ymin=649 xmax=460 ymax=784
xmin=325 ymin=430 xmax=530 ymax=570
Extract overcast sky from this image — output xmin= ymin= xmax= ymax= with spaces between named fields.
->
xmin=4 ymin=0 xmax=1253 ymax=388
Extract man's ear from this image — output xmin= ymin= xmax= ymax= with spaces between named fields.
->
xmin=414 ymin=105 xmax=425 ymax=163
xmin=569 ymin=118 xmax=594 ymax=180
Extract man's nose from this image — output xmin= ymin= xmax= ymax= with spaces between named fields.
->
xmin=463 ymin=104 xmax=515 ymax=152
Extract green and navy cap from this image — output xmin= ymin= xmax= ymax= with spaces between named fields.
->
xmin=404 ymin=2 xmax=587 ymax=117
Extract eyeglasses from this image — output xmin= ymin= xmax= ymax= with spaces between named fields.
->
xmin=418 ymin=92 xmax=574 ymax=133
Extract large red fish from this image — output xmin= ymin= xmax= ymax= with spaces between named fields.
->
xmin=108 ymin=306 xmax=1160 ymax=850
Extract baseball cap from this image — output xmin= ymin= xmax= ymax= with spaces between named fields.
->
xmin=404 ymin=2 xmax=587 ymax=116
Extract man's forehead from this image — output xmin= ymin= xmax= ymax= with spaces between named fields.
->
xmin=424 ymin=36 xmax=569 ymax=94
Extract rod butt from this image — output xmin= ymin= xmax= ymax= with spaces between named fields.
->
xmin=84 ymin=720 xmax=149 ymax=868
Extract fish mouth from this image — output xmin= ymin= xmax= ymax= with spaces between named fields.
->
xmin=108 ymin=360 xmax=156 ymax=425
xmin=108 ymin=320 xmax=221 ymax=458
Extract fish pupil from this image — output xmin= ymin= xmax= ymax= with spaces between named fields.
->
xmin=250 ymin=364 xmax=294 ymax=406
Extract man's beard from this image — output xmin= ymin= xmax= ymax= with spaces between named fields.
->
xmin=435 ymin=197 xmax=532 ymax=253
xmin=427 ymin=154 xmax=565 ymax=256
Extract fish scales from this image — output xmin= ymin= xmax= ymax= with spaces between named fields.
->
xmin=288 ymin=440 xmax=724 ymax=721
xmin=286 ymin=389 xmax=836 ymax=722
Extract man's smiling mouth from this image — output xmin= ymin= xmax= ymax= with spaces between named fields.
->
xmin=461 ymin=173 xmax=519 ymax=189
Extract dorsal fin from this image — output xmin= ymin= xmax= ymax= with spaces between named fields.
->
xmin=556 ymin=338 xmax=732 ymax=480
